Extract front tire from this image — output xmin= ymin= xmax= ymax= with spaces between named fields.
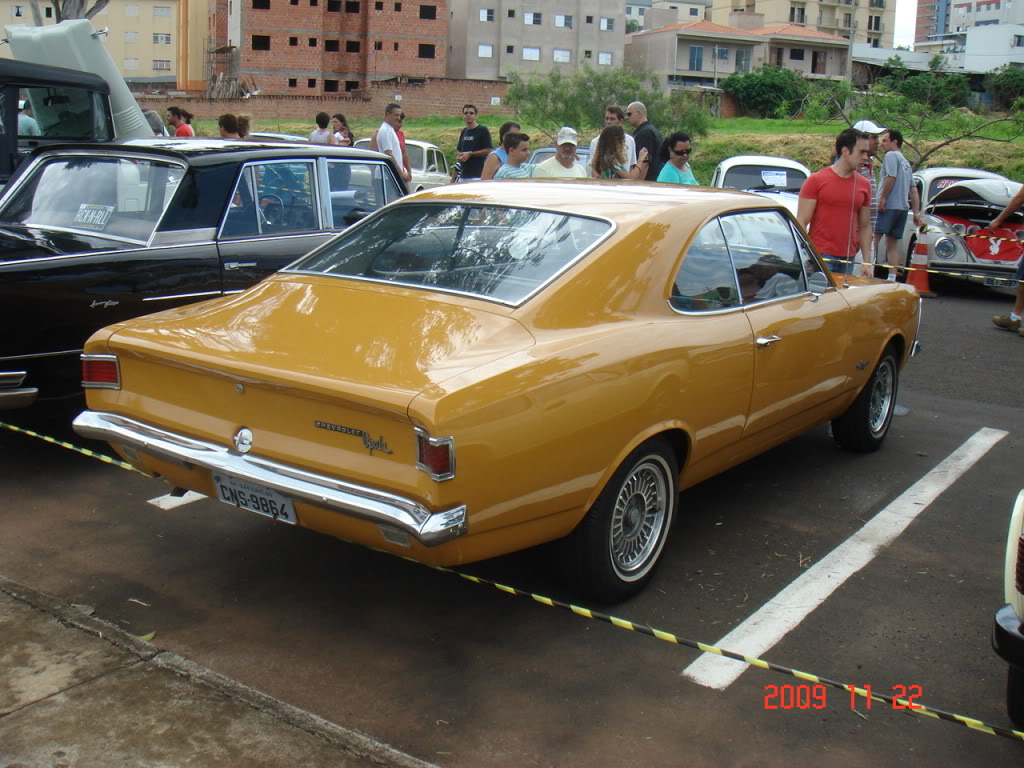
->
xmin=831 ymin=344 xmax=900 ymax=453
xmin=1008 ymin=666 xmax=1024 ymax=729
xmin=562 ymin=438 xmax=678 ymax=603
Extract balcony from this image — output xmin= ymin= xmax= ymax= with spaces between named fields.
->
xmin=869 ymin=0 xmax=885 ymax=7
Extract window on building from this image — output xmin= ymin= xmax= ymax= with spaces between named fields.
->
xmin=639 ymin=7 xmax=645 ymax=14
xmin=346 ymin=80 xmax=360 ymax=91
xmin=309 ymin=37 xmax=318 ymax=46
xmin=598 ymin=51 xmax=612 ymax=65
xmin=843 ymin=12 xmax=852 ymax=25
xmin=524 ymin=11 xmax=541 ymax=23
xmin=290 ymin=36 xmax=299 ymax=45
xmin=478 ymin=43 xmax=493 ymax=57
xmin=395 ymin=2 xmax=402 ymax=9
xmin=690 ymin=6 xmax=699 ymax=14
xmin=789 ymin=4 xmax=805 ymax=23
xmin=346 ymin=40 xmax=360 ymax=52
xmin=252 ymin=35 xmax=271 ymax=50
xmin=506 ymin=44 xmax=514 ymax=53
xmin=480 ymin=8 xmax=494 ymax=20
xmin=418 ymin=43 xmax=435 ymax=58
xmin=553 ymin=48 xmax=571 ymax=62
xmin=394 ymin=42 xmax=399 ymax=50
xmin=374 ymin=40 xmax=383 ymax=50
xmin=736 ymin=48 xmax=751 ymax=73
xmin=44 ymin=6 xmax=52 ymax=17
xmin=555 ymin=14 xmax=572 ymax=27
xmin=599 ymin=17 xmax=613 ymax=30
xmin=868 ymin=14 xmax=880 ymax=30
xmin=124 ymin=58 xmax=139 ymax=70
xmin=789 ymin=47 xmax=805 ymax=60
xmin=327 ymin=0 xmax=341 ymax=9
xmin=584 ymin=49 xmax=592 ymax=58
xmin=523 ymin=46 xmax=540 ymax=60
xmin=586 ymin=15 xmax=593 ymax=23
xmin=124 ymin=3 xmax=139 ymax=15
xmin=153 ymin=5 xmax=171 ymax=16
xmin=716 ymin=45 xmax=729 ymax=60
xmin=376 ymin=0 xmax=383 ymax=7
xmin=153 ymin=59 xmax=171 ymax=70
xmin=308 ymin=78 xmax=317 ymax=87
xmin=420 ymin=4 xmax=436 ymax=18
xmin=12 ymin=4 xmax=24 ymax=15
xmin=325 ymin=79 xmax=340 ymax=91
xmin=291 ymin=0 xmax=298 ymax=4
xmin=325 ymin=39 xmax=339 ymax=50
xmin=689 ymin=45 xmax=703 ymax=70
xmin=310 ymin=0 xmax=318 ymax=5
xmin=153 ymin=33 xmax=172 ymax=44
xmin=252 ymin=0 xmax=269 ymax=8
xmin=1015 ymin=34 xmax=1024 ymax=46
xmin=508 ymin=8 xmax=515 ymax=16
xmin=124 ymin=31 xmax=138 ymax=43
xmin=288 ymin=78 xmax=298 ymax=87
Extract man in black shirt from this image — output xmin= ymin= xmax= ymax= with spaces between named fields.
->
xmin=626 ymin=101 xmax=662 ymax=182
xmin=452 ymin=104 xmax=492 ymax=181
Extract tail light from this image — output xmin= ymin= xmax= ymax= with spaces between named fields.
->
xmin=81 ymin=354 xmax=121 ymax=389
xmin=415 ymin=428 xmax=455 ymax=481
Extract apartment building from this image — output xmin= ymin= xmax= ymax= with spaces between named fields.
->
xmin=211 ymin=0 xmax=448 ymax=95
xmin=446 ymin=0 xmax=624 ymax=79
xmin=709 ymin=0 xmax=895 ymax=49
xmin=0 ymin=0 xmax=208 ymax=90
xmin=627 ymin=18 xmax=848 ymax=90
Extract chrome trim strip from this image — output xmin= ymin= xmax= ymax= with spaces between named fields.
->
xmin=0 ymin=371 xmax=27 ymax=387
xmin=149 ymin=228 xmax=217 ymax=246
xmin=0 ymin=239 xmax=218 ymax=267
xmin=72 ymin=410 xmax=468 ymax=547
xmin=911 ymin=340 xmax=923 ymax=358
xmin=1 ymin=348 xmax=81 ymax=361
xmin=142 ymin=290 xmax=223 ymax=302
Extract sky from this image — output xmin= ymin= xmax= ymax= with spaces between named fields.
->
xmin=894 ymin=0 xmax=917 ymax=48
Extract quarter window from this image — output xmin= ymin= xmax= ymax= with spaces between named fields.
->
xmin=671 ymin=219 xmax=739 ymax=312
xmin=719 ymin=210 xmax=806 ymax=303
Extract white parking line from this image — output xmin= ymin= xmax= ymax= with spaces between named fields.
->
xmin=682 ymin=426 xmax=1008 ymax=690
xmin=148 ymin=491 xmax=207 ymax=510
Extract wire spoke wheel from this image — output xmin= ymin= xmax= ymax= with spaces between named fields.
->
xmin=867 ymin=357 xmax=896 ymax=436
xmin=608 ymin=458 xmax=670 ymax=579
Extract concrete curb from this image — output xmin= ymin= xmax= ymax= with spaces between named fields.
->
xmin=0 ymin=574 xmax=439 ymax=768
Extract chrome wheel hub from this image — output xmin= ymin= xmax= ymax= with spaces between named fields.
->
xmin=868 ymin=359 xmax=895 ymax=436
xmin=609 ymin=459 xmax=669 ymax=577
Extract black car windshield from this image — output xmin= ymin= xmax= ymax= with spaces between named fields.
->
xmin=290 ymin=203 xmax=611 ymax=304
xmin=0 ymin=155 xmax=185 ymax=242
xmin=722 ymin=165 xmax=807 ymax=191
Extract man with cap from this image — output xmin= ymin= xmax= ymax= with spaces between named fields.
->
xmin=532 ymin=127 xmax=588 ymax=178
xmin=17 ymin=99 xmax=39 ymax=136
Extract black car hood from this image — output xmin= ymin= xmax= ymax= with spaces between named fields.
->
xmin=0 ymin=224 xmax=133 ymax=263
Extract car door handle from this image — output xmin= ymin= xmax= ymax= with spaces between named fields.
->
xmin=756 ymin=335 xmax=782 ymax=348
xmin=224 ymin=261 xmax=258 ymax=270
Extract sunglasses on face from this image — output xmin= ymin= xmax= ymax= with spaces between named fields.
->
xmin=672 ymin=147 xmax=692 ymax=156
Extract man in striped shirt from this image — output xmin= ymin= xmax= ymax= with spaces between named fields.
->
xmin=852 ymin=119 xmax=884 ymax=268
xmin=494 ymin=133 xmax=537 ymax=179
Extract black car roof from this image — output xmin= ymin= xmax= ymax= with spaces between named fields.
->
xmin=28 ymin=137 xmax=392 ymax=167
xmin=0 ymin=58 xmax=110 ymax=92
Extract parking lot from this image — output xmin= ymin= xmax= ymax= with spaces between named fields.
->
xmin=2 ymin=276 xmax=1022 ymax=767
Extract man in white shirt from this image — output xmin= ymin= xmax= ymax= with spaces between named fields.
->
xmin=533 ymin=127 xmax=588 ymax=179
xmin=587 ymin=106 xmax=636 ymax=175
xmin=376 ymin=103 xmax=409 ymax=181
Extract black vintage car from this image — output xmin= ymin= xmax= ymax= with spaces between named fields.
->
xmin=0 ymin=138 xmax=408 ymax=409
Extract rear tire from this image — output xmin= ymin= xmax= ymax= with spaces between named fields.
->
xmin=562 ymin=438 xmax=678 ymax=603
xmin=1008 ymin=666 xmax=1024 ymax=729
xmin=831 ymin=344 xmax=900 ymax=453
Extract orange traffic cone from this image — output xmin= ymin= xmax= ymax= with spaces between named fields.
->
xmin=907 ymin=240 xmax=937 ymax=298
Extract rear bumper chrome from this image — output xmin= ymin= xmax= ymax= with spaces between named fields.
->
xmin=0 ymin=371 xmax=37 ymax=410
xmin=73 ymin=410 xmax=468 ymax=547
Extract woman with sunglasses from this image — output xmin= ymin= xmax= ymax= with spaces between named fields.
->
xmin=656 ymin=132 xmax=698 ymax=185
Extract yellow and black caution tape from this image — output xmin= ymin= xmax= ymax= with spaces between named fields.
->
xmin=0 ymin=419 xmax=150 ymax=476
xmin=830 ymin=257 xmax=1024 ymax=287
xmin=7 ymin=418 xmax=1024 ymax=742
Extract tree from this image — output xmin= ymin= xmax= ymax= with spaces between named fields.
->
xmin=506 ymin=65 xmax=709 ymax=141
xmin=992 ymin=66 xmax=1024 ymax=110
xmin=626 ymin=19 xmax=641 ymax=33
xmin=27 ymin=0 xmax=109 ymax=24
xmin=719 ymin=66 xmax=808 ymax=118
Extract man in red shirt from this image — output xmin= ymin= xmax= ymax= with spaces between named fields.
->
xmin=798 ymin=128 xmax=873 ymax=275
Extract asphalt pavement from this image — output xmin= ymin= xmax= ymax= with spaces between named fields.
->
xmin=0 ymin=575 xmax=436 ymax=768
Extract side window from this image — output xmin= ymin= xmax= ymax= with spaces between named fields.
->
xmin=671 ymin=218 xmax=739 ymax=312
xmin=720 ymin=210 xmax=806 ymax=304
xmin=253 ymin=161 xmax=318 ymax=234
xmin=327 ymin=160 xmax=398 ymax=228
xmin=789 ymin=219 xmax=829 ymax=291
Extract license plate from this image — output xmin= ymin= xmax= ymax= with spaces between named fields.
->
xmin=212 ymin=473 xmax=297 ymax=524
xmin=984 ymin=276 xmax=1016 ymax=288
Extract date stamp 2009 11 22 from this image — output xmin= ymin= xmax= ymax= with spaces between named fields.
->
xmin=764 ymin=684 xmax=923 ymax=710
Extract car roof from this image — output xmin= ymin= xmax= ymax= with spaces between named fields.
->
xmin=353 ymin=137 xmax=441 ymax=151
xmin=28 ymin=137 xmax=392 ymax=167
xmin=915 ymin=166 xmax=1007 ymax=182
xmin=716 ymin=155 xmax=811 ymax=173
xmin=0 ymin=58 xmax=110 ymax=92
xmin=405 ymin=179 xmax=783 ymax=222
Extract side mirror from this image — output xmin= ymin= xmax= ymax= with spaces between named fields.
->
xmin=808 ymin=271 xmax=830 ymax=295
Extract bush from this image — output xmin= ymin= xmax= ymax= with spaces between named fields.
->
xmin=720 ymin=66 xmax=809 ymax=119
xmin=993 ymin=66 xmax=1024 ymax=110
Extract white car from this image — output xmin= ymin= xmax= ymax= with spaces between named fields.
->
xmin=993 ymin=490 xmax=1024 ymax=728
xmin=354 ymin=137 xmax=449 ymax=192
xmin=873 ymin=166 xmax=1009 ymax=268
xmin=710 ymin=155 xmax=811 ymax=216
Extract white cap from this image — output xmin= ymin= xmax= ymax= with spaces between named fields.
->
xmin=852 ymin=119 xmax=885 ymax=134
xmin=555 ymin=126 xmax=578 ymax=146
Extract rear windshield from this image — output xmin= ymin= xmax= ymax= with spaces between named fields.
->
xmin=0 ymin=155 xmax=185 ymax=242
xmin=290 ymin=203 xmax=612 ymax=305
xmin=722 ymin=165 xmax=807 ymax=192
